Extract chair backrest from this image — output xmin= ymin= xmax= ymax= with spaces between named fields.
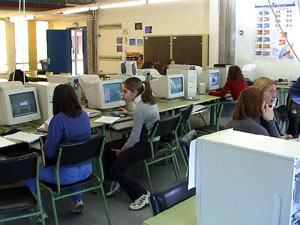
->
xmin=150 ymin=178 xmax=195 ymax=215
xmin=220 ymin=101 xmax=237 ymax=118
xmin=179 ymin=129 xmax=198 ymax=162
xmin=179 ymin=104 xmax=193 ymax=125
xmin=274 ymin=105 xmax=289 ymax=124
xmin=151 ymin=113 xmax=182 ymax=139
xmin=58 ymin=134 xmax=105 ymax=166
xmin=179 ymin=104 xmax=194 ymax=133
xmin=0 ymin=152 xmax=38 ymax=185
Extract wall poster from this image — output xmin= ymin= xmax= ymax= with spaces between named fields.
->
xmin=254 ymin=0 xmax=296 ymax=60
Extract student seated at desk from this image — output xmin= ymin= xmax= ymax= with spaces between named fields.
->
xmin=287 ymin=76 xmax=300 ymax=137
xmin=103 ymin=77 xmax=160 ymax=210
xmin=208 ymin=65 xmax=248 ymax=100
xmin=141 ymin=60 xmax=162 ymax=79
xmin=227 ymin=87 xmax=281 ymax=138
xmin=161 ymin=59 xmax=175 ymax=75
xmin=253 ymin=77 xmax=292 ymax=139
xmin=25 ymin=84 xmax=92 ymax=217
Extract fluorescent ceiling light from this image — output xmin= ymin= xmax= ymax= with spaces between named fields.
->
xmin=147 ymin=0 xmax=180 ymax=4
xmin=10 ymin=15 xmax=35 ymax=22
xmin=63 ymin=7 xmax=90 ymax=15
xmin=100 ymin=1 xmax=145 ymax=9
xmin=89 ymin=6 xmax=99 ymax=10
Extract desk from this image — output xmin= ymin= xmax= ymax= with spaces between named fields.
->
xmin=143 ymin=196 xmax=196 ymax=225
xmin=157 ymin=94 xmax=222 ymax=125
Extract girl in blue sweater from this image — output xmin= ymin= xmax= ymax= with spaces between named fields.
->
xmin=26 ymin=84 xmax=91 ymax=217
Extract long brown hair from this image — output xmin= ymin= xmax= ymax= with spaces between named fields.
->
xmin=233 ymin=87 xmax=263 ymax=120
xmin=53 ymin=84 xmax=81 ymax=117
xmin=227 ymin=65 xmax=245 ymax=82
xmin=123 ymin=77 xmax=156 ymax=105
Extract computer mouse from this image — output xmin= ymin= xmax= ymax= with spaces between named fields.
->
xmin=185 ymin=97 xmax=194 ymax=101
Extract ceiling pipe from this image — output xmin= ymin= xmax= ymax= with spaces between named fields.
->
xmin=0 ymin=2 xmax=66 ymax=9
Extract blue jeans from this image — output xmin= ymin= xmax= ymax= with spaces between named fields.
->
xmin=25 ymin=162 xmax=92 ymax=202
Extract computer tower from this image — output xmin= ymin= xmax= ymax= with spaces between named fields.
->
xmin=47 ymin=75 xmax=81 ymax=101
xmin=167 ymin=69 xmax=197 ymax=98
xmin=25 ymin=82 xmax=58 ymax=121
xmin=194 ymin=129 xmax=300 ymax=225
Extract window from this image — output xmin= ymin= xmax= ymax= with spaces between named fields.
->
xmin=0 ymin=20 xmax=8 ymax=73
xmin=14 ymin=20 xmax=29 ymax=71
xmin=36 ymin=21 xmax=48 ymax=70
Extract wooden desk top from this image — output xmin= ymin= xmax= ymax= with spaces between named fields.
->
xmin=143 ymin=196 xmax=196 ymax=225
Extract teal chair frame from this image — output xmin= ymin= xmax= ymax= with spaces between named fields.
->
xmin=40 ymin=135 xmax=111 ymax=225
xmin=144 ymin=114 xmax=182 ymax=191
xmin=0 ymin=153 xmax=45 ymax=225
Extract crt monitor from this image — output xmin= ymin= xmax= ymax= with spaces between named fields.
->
xmin=197 ymin=70 xmax=220 ymax=91
xmin=150 ymin=74 xmax=184 ymax=99
xmin=82 ymin=79 xmax=125 ymax=110
xmin=0 ymin=87 xmax=41 ymax=125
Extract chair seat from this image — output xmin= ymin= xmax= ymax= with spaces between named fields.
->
xmin=41 ymin=174 xmax=98 ymax=192
xmin=196 ymin=125 xmax=225 ymax=134
xmin=0 ymin=186 xmax=37 ymax=214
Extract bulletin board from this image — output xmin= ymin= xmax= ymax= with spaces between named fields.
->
xmin=254 ymin=0 xmax=297 ymax=60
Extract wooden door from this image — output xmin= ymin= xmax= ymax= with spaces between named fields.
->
xmin=172 ymin=36 xmax=203 ymax=66
xmin=144 ymin=36 xmax=170 ymax=73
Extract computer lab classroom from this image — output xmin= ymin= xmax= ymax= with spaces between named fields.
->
xmin=1 ymin=0 xmax=300 ymax=225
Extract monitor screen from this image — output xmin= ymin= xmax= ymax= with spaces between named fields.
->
xmin=170 ymin=77 xmax=183 ymax=94
xmin=210 ymin=72 xmax=219 ymax=86
xmin=9 ymin=91 xmax=38 ymax=118
xmin=103 ymin=83 xmax=122 ymax=103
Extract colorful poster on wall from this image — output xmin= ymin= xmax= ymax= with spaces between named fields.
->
xmin=129 ymin=38 xmax=136 ymax=45
xmin=254 ymin=0 xmax=296 ymax=60
xmin=145 ymin=26 xmax=152 ymax=34
xmin=116 ymin=37 xmax=123 ymax=44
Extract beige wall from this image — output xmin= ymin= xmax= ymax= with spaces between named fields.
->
xmin=51 ymin=18 xmax=87 ymax=29
xmin=97 ymin=0 xmax=209 ymax=73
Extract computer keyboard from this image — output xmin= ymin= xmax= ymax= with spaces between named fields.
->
xmin=83 ymin=108 xmax=101 ymax=118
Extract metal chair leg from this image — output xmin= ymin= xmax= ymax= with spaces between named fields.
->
xmin=51 ymin=196 xmax=59 ymax=225
xmin=144 ymin=161 xmax=153 ymax=192
xmin=100 ymin=185 xmax=111 ymax=225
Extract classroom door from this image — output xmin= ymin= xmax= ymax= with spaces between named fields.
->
xmin=47 ymin=30 xmax=72 ymax=74
xmin=144 ymin=36 xmax=170 ymax=73
xmin=69 ymin=27 xmax=87 ymax=75
xmin=172 ymin=36 xmax=203 ymax=66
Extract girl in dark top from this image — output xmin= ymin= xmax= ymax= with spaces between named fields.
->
xmin=227 ymin=87 xmax=281 ymax=138
xmin=209 ymin=65 xmax=248 ymax=100
xmin=103 ymin=77 xmax=160 ymax=211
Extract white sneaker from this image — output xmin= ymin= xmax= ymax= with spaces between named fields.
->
xmin=106 ymin=181 xmax=121 ymax=197
xmin=69 ymin=200 xmax=84 ymax=214
xmin=129 ymin=192 xmax=150 ymax=210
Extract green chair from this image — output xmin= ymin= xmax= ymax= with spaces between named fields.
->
xmin=0 ymin=152 xmax=45 ymax=225
xmin=40 ymin=134 xmax=111 ymax=225
xmin=179 ymin=104 xmax=194 ymax=135
xmin=195 ymin=102 xmax=224 ymax=135
xmin=144 ymin=114 xmax=182 ymax=191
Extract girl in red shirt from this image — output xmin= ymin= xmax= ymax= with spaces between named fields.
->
xmin=208 ymin=65 xmax=248 ymax=100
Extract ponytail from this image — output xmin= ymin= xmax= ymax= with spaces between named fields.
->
xmin=123 ymin=77 xmax=156 ymax=105
xmin=141 ymin=81 xmax=156 ymax=105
